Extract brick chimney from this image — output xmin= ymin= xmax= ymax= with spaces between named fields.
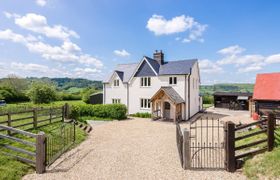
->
xmin=153 ymin=50 xmax=164 ymax=65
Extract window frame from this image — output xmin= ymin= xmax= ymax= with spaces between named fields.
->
xmin=169 ymin=76 xmax=177 ymax=85
xmin=112 ymin=98 xmax=121 ymax=104
xmin=140 ymin=98 xmax=151 ymax=109
xmin=140 ymin=77 xmax=151 ymax=87
xmin=113 ymin=79 xmax=119 ymax=87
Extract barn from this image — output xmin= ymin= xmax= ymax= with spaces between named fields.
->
xmin=213 ymin=92 xmax=253 ymax=110
xmin=253 ymin=72 xmax=280 ymax=117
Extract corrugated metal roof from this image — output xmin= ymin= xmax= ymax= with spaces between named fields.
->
xmin=253 ymin=72 xmax=280 ymax=101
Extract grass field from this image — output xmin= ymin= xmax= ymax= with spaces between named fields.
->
xmin=0 ymin=122 xmax=87 ymax=180
xmin=235 ymin=127 xmax=280 ymax=179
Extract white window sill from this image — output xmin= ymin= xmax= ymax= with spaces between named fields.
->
xmin=140 ymin=108 xmax=151 ymax=110
xmin=140 ymin=86 xmax=151 ymax=88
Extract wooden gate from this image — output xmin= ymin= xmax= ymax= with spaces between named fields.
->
xmin=189 ymin=118 xmax=225 ymax=169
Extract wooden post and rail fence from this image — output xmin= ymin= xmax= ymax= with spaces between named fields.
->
xmin=0 ymin=103 xmax=73 ymax=174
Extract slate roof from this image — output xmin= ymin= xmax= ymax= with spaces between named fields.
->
xmin=213 ymin=92 xmax=253 ymax=97
xmin=151 ymin=86 xmax=185 ymax=104
xmin=115 ymin=71 xmax=124 ymax=81
xmin=253 ymin=72 xmax=280 ymax=101
xmin=103 ymin=56 xmax=197 ymax=83
xmin=104 ymin=63 xmax=138 ymax=83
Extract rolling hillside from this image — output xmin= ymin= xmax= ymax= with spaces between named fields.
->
xmin=200 ymin=84 xmax=254 ymax=95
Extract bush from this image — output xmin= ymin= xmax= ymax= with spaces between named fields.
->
xmin=69 ymin=104 xmax=127 ymax=120
xmin=82 ymin=88 xmax=98 ymax=104
xmin=27 ymin=82 xmax=57 ymax=104
xmin=131 ymin=112 xmax=151 ymax=118
xmin=203 ymin=95 xmax=214 ymax=104
xmin=59 ymin=93 xmax=82 ymax=101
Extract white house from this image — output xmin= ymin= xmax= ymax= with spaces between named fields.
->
xmin=103 ymin=51 xmax=202 ymax=122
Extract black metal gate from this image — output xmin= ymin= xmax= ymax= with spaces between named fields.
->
xmin=189 ymin=117 xmax=225 ymax=169
xmin=45 ymin=122 xmax=76 ymax=166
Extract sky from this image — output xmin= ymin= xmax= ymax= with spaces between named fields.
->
xmin=0 ymin=0 xmax=279 ymax=84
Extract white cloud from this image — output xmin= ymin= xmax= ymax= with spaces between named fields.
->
xmin=0 ymin=29 xmax=103 ymax=68
xmin=218 ymin=45 xmax=245 ymax=55
xmin=36 ymin=0 xmax=47 ymax=7
xmin=199 ymin=59 xmax=223 ymax=74
xmin=114 ymin=49 xmax=130 ymax=57
xmin=146 ymin=14 xmax=207 ymax=43
xmin=266 ymin=54 xmax=280 ymax=64
xmin=237 ymin=63 xmax=264 ymax=73
xmin=14 ymin=13 xmax=79 ymax=40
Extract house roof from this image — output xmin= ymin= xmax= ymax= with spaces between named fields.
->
xmin=104 ymin=63 xmax=138 ymax=83
xmin=213 ymin=92 xmax=253 ymax=97
xmin=253 ymin=72 xmax=280 ymax=101
xmin=151 ymin=86 xmax=185 ymax=104
xmin=103 ymin=56 xmax=197 ymax=83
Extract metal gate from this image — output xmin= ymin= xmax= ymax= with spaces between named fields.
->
xmin=189 ymin=117 xmax=225 ymax=169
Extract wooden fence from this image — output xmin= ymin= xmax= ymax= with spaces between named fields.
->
xmin=0 ymin=104 xmax=72 ymax=174
xmin=224 ymin=113 xmax=276 ymax=172
xmin=0 ymin=106 xmax=65 ymax=133
xmin=0 ymin=124 xmax=46 ymax=173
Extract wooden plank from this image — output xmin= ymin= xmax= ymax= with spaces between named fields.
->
xmin=0 ymin=134 xmax=35 ymax=147
xmin=37 ymin=118 xmax=51 ymax=123
xmin=0 ymin=121 xmax=8 ymax=124
xmin=0 ymin=125 xmax=36 ymax=138
xmin=1 ymin=151 xmax=35 ymax=165
xmin=0 ymin=144 xmax=36 ymax=157
xmin=11 ymin=116 xmax=34 ymax=122
xmin=235 ymin=147 xmax=267 ymax=159
xmin=235 ymin=119 xmax=267 ymax=131
xmin=235 ymin=129 xmax=267 ymax=141
xmin=235 ymin=139 xmax=267 ymax=151
xmin=13 ymin=121 xmax=34 ymax=128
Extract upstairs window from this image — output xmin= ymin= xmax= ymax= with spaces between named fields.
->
xmin=112 ymin=99 xmax=121 ymax=104
xmin=140 ymin=77 xmax=151 ymax=87
xmin=169 ymin=77 xmax=177 ymax=85
xmin=140 ymin=98 xmax=151 ymax=109
xmin=113 ymin=79 xmax=119 ymax=87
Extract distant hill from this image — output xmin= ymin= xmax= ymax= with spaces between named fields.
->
xmin=26 ymin=77 xmax=103 ymax=91
xmin=200 ymin=83 xmax=254 ymax=95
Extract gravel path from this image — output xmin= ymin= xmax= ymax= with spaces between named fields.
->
xmin=24 ymin=118 xmax=246 ymax=180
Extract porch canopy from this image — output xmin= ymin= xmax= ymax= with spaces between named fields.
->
xmin=151 ymin=86 xmax=185 ymax=122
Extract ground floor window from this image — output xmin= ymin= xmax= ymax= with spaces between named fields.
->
xmin=112 ymin=99 xmax=121 ymax=104
xmin=140 ymin=98 xmax=151 ymax=109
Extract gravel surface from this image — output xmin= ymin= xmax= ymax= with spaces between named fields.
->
xmin=24 ymin=117 xmax=246 ymax=180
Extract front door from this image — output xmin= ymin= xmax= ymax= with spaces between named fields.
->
xmin=164 ymin=102 xmax=171 ymax=119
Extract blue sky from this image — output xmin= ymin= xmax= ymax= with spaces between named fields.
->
xmin=0 ymin=0 xmax=279 ymax=84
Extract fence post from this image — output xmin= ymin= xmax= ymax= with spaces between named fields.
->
xmin=225 ymin=121 xmax=236 ymax=172
xmin=7 ymin=113 xmax=11 ymax=135
xmin=33 ymin=108 xmax=38 ymax=129
xmin=36 ymin=131 xmax=46 ymax=174
xmin=183 ymin=128 xmax=191 ymax=169
xmin=267 ymin=113 xmax=276 ymax=152
xmin=64 ymin=103 xmax=70 ymax=120
xmin=49 ymin=108 xmax=52 ymax=124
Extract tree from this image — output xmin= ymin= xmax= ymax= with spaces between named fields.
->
xmin=27 ymin=82 xmax=57 ymax=104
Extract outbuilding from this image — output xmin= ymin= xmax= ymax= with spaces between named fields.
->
xmin=89 ymin=92 xmax=103 ymax=105
xmin=213 ymin=92 xmax=253 ymax=110
xmin=253 ymin=72 xmax=280 ymax=117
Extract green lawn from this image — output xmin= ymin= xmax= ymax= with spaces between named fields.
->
xmin=0 ymin=122 xmax=87 ymax=180
xmin=203 ymin=104 xmax=213 ymax=109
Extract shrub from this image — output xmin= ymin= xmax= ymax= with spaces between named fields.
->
xmin=131 ymin=112 xmax=151 ymax=118
xmin=27 ymin=82 xmax=57 ymax=104
xmin=203 ymin=95 xmax=214 ymax=104
xmin=82 ymin=88 xmax=98 ymax=104
xmin=69 ymin=104 xmax=127 ymax=120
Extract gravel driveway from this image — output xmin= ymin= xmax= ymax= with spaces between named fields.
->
xmin=24 ymin=118 xmax=246 ymax=180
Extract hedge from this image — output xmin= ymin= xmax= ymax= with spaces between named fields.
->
xmin=131 ymin=112 xmax=151 ymax=118
xmin=69 ymin=104 xmax=127 ymax=120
